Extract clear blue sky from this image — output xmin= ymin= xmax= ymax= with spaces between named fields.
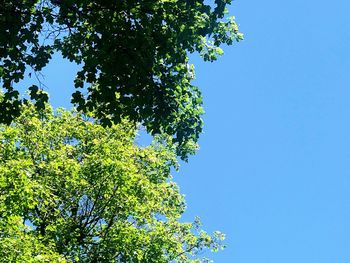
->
xmin=32 ymin=0 xmax=350 ymax=262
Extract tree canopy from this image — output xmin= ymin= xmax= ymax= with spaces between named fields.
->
xmin=0 ymin=0 xmax=242 ymax=158
xmin=0 ymin=103 xmax=225 ymax=262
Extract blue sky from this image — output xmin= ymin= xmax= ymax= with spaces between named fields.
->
xmin=180 ymin=0 xmax=350 ymax=262
xmin=29 ymin=0 xmax=350 ymax=262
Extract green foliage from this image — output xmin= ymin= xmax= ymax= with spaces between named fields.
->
xmin=0 ymin=0 xmax=243 ymax=158
xmin=0 ymin=103 xmax=225 ymax=262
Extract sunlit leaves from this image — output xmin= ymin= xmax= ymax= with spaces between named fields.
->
xmin=0 ymin=104 xmax=224 ymax=262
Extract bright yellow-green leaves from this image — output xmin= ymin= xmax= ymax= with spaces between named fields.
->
xmin=0 ymin=104 xmax=224 ymax=262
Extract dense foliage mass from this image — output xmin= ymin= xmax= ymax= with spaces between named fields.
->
xmin=0 ymin=103 xmax=224 ymax=262
xmin=0 ymin=0 xmax=242 ymax=158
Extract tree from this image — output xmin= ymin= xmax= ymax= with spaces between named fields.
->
xmin=0 ymin=0 xmax=243 ymax=158
xmin=0 ymin=102 xmax=225 ymax=262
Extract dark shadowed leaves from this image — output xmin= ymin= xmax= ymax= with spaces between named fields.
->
xmin=0 ymin=0 xmax=243 ymax=158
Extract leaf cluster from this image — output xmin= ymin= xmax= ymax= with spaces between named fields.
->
xmin=0 ymin=104 xmax=225 ymax=262
xmin=0 ymin=0 xmax=243 ymax=158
